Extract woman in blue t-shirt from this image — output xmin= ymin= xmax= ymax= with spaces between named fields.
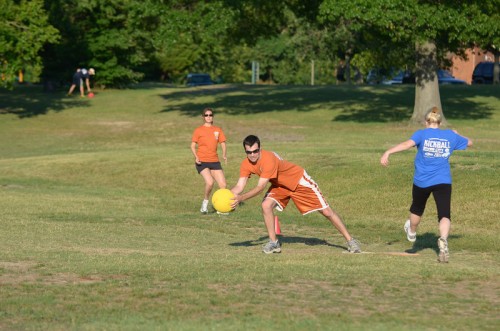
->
xmin=380 ymin=107 xmax=472 ymax=263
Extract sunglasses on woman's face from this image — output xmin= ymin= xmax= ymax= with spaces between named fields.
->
xmin=204 ymin=114 xmax=213 ymax=117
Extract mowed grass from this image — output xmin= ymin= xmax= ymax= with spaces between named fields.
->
xmin=0 ymin=83 xmax=499 ymax=330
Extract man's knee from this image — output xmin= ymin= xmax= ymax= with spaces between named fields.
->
xmin=261 ymin=199 xmax=275 ymax=213
xmin=319 ymin=206 xmax=334 ymax=218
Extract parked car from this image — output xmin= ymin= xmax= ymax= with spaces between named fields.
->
xmin=381 ymin=70 xmax=414 ymax=85
xmin=186 ymin=73 xmax=213 ymax=87
xmin=437 ymin=70 xmax=466 ymax=85
xmin=472 ymin=62 xmax=499 ymax=84
xmin=366 ymin=68 xmax=401 ymax=85
xmin=381 ymin=69 xmax=464 ymax=85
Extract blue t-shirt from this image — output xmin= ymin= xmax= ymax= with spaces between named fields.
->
xmin=410 ymin=128 xmax=469 ymax=188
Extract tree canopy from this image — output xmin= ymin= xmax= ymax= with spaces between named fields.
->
xmin=0 ymin=0 xmax=59 ymax=88
xmin=1 ymin=0 xmax=498 ymax=120
xmin=319 ymin=0 xmax=499 ymax=122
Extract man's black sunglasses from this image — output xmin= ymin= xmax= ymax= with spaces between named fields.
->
xmin=245 ymin=148 xmax=260 ymax=155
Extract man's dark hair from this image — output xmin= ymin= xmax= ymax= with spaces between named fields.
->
xmin=243 ymin=135 xmax=260 ymax=148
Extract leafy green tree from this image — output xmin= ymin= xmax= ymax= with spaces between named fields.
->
xmin=43 ymin=0 xmax=152 ymax=88
xmin=462 ymin=1 xmax=500 ymax=85
xmin=319 ymin=0 xmax=497 ymax=123
xmin=250 ymin=13 xmax=336 ymax=85
xmin=151 ymin=1 xmax=236 ymax=83
xmin=0 ymin=0 xmax=59 ymax=88
xmin=226 ymin=1 xmax=337 ymax=85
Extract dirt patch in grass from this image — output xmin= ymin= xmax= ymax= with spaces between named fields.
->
xmin=0 ymin=261 xmax=122 ymax=285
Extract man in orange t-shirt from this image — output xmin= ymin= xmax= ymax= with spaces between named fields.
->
xmin=230 ymin=135 xmax=361 ymax=254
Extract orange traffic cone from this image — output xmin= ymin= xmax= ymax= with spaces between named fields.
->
xmin=274 ymin=215 xmax=281 ymax=235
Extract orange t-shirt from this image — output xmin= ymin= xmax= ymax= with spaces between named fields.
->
xmin=239 ymin=150 xmax=304 ymax=191
xmin=192 ymin=125 xmax=226 ymax=162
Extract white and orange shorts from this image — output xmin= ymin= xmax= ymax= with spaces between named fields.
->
xmin=264 ymin=171 xmax=329 ymax=215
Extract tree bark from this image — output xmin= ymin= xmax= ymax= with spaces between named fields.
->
xmin=411 ymin=40 xmax=446 ymax=125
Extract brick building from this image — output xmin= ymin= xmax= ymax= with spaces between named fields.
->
xmin=450 ymin=47 xmax=496 ymax=84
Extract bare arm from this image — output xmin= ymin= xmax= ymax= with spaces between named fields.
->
xmin=231 ymin=177 xmax=248 ymax=196
xmin=220 ymin=141 xmax=227 ymax=165
xmin=85 ymin=78 xmax=91 ymax=92
xmin=452 ymin=130 xmax=473 ymax=147
xmin=230 ymin=177 xmax=270 ymax=208
xmin=380 ymin=139 xmax=415 ymax=167
xmin=190 ymin=142 xmax=200 ymax=164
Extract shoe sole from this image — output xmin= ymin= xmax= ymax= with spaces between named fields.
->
xmin=263 ymin=248 xmax=281 ymax=254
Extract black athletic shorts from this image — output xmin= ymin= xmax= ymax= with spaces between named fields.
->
xmin=195 ymin=161 xmax=222 ymax=174
xmin=410 ymin=183 xmax=452 ymax=221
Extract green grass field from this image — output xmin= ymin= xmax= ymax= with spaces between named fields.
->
xmin=1 ymin=83 xmax=499 ymax=330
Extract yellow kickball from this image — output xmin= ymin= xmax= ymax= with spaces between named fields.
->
xmin=211 ymin=189 xmax=235 ymax=213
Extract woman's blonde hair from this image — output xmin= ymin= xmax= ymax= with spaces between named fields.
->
xmin=425 ymin=106 xmax=442 ymax=124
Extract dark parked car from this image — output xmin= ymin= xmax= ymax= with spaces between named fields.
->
xmin=186 ymin=73 xmax=213 ymax=87
xmin=437 ymin=70 xmax=466 ymax=85
xmin=381 ymin=69 xmax=464 ymax=85
xmin=380 ymin=70 xmax=414 ymax=85
xmin=472 ymin=62 xmax=499 ymax=84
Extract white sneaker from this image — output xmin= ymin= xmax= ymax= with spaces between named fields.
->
xmin=200 ymin=199 xmax=209 ymax=213
xmin=404 ymin=220 xmax=416 ymax=242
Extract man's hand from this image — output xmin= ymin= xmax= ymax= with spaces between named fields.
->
xmin=230 ymin=194 xmax=242 ymax=209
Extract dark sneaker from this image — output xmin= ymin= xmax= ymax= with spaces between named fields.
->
xmin=347 ymin=238 xmax=361 ymax=253
xmin=437 ymin=237 xmax=449 ymax=263
xmin=404 ymin=220 xmax=417 ymax=242
xmin=262 ymin=240 xmax=281 ymax=254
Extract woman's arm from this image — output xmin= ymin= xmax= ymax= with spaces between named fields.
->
xmin=380 ymin=139 xmax=416 ymax=166
xmin=190 ymin=141 xmax=200 ymax=164
xmin=220 ymin=141 xmax=227 ymax=164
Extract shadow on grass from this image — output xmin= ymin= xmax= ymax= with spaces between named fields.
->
xmin=159 ymin=84 xmax=497 ymax=123
xmin=229 ymin=235 xmax=348 ymax=251
xmin=0 ymin=85 xmax=91 ymax=118
xmin=404 ymin=232 xmax=461 ymax=255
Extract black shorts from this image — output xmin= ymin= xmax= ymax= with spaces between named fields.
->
xmin=195 ymin=161 xmax=222 ymax=174
xmin=73 ymin=77 xmax=84 ymax=86
xmin=410 ymin=183 xmax=452 ymax=221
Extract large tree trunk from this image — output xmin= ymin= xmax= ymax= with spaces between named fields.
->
xmin=411 ymin=40 xmax=446 ymax=125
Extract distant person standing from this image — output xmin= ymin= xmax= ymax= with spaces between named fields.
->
xmin=190 ymin=108 xmax=228 ymax=213
xmin=67 ymin=68 xmax=95 ymax=97
xmin=380 ymin=107 xmax=472 ymax=263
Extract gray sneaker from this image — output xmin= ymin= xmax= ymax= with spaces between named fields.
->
xmin=347 ymin=238 xmax=361 ymax=253
xmin=262 ymin=240 xmax=281 ymax=254
xmin=437 ymin=237 xmax=449 ymax=263
xmin=404 ymin=220 xmax=417 ymax=242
